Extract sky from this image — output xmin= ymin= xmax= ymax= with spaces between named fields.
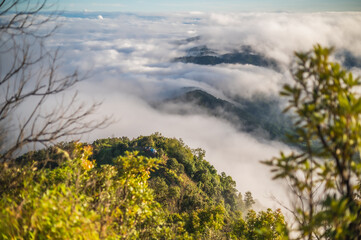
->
xmin=54 ymin=0 xmax=361 ymax=12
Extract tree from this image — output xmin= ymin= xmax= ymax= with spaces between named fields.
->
xmin=231 ymin=208 xmax=287 ymax=240
xmin=244 ymin=191 xmax=255 ymax=210
xmin=263 ymin=45 xmax=361 ymax=239
xmin=0 ymin=144 xmax=168 ymax=239
xmin=0 ymin=0 xmax=110 ymax=161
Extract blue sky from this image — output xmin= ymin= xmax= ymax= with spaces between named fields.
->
xmin=54 ymin=0 xmax=361 ymax=12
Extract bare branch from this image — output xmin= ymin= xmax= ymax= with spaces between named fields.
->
xmin=0 ymin=0 xmax=112 ymax=161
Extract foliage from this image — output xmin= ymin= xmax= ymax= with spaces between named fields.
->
xmin=244 ymin=191 xmax=256 ymax=210
xmin=231 ymin=208 xmax=287 ymax=240
xmin=1 ymin=134 xmax=287 ymax=239
xmin=263 ymin=45 xmax=361 ymax=239
xmin=185 ymin=204 xmax=226 ymax=238
xmin=89 ymin=133 xmax=286 ymax=239
xmin=0 ymin=143 xmax=167 ymax=239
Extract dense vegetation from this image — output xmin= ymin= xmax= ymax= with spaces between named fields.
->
xmin=1 ymin=134 xmax=287 ymax=239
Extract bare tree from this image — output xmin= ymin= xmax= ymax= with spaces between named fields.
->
xmin=0 ymin=0 xmax=110 ymax=161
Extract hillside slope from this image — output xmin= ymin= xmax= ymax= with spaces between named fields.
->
xmin=13 ymin=134 xmax=287 ymax=239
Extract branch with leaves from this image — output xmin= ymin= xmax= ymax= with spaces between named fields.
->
xmin=263 ymin=45 xmax=361 ymax=239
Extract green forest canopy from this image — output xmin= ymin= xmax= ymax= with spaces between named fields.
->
xmin=1 ymin=133 xmax=286 ymax=239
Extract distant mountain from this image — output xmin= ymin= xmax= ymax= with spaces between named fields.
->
xmin=173 ymin=35 xmax=202 ymax=45
xmin=186 ymin=45 xmax=217 ymax=56
xmin=163 ymin=89 xmax=292 ymax=141
xmin=338 ymin=50 xmax=361 ymax=69
xmin=174 ymin=45 xmax=280 ymax=71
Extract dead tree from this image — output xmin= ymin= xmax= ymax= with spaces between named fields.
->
xmin=0 ymin=0 xmax=110 ymax=161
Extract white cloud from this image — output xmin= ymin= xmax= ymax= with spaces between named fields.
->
xmin=36 ymin=12 xmax=361 ymax=208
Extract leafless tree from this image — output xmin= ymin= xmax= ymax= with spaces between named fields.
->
xmin=0 ymin=0 xmax=111 ymax=162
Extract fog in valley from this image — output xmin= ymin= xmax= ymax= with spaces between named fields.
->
xmin=33 ymin=11 xmax=361 ymax=208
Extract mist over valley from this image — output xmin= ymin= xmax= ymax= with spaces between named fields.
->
xmin=23 ymin=11 xmax=361 ymax=207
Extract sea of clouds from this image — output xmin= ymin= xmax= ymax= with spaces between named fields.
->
xmin=40 ymin=11 xmax=361 ymax=209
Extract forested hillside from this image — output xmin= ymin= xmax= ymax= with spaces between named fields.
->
xmin=2 ymin=134 xmax=286 ymax=239
xmin=163 ymin=89 xmax=292 ymax=141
